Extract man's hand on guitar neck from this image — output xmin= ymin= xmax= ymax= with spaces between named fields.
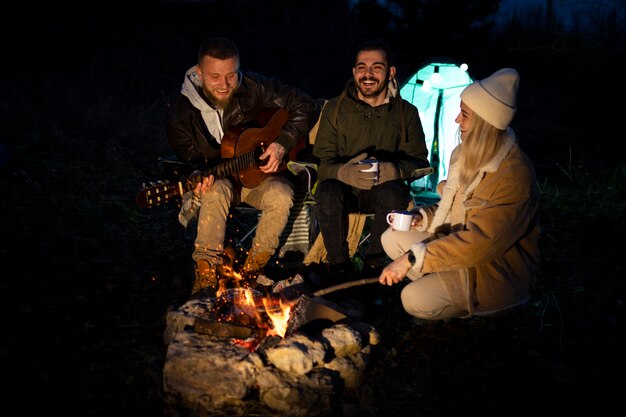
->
xmin=258 ymin=142 xmax=286 ymax=174
xmin=194 ymin=175 xmax=215 ymax=197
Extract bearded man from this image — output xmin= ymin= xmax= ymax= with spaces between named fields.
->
xmin=311 ymin=39 xmax=429 ymax=285
xmin=165 ymin=37 xmax=320 ymax=298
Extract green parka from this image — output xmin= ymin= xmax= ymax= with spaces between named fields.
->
xmin=313 ymin=79 xmax=429 ymax=182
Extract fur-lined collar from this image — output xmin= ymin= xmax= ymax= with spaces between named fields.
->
xmin=427 ymin=133 xmax=516 ymax=233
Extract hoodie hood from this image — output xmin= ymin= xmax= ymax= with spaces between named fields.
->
xmin=181 ymin=65 xmax=224 ymax=143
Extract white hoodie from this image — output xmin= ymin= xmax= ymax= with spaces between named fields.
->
xmin=180 ymin=65 xmax=224 ymax=143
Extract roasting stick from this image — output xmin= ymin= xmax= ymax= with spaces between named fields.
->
xmin=311 ymin=277 xmax=380 ymax=297
xmin=275 ymin=276 xmax=381 ymax=308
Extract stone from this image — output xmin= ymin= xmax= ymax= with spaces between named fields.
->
xmin=349 ymin=321 xmax=381 ymax=346
xmin=265 ymin=333 xmax=327 ymax=375
xmin=324 ymin=349 xmax=369 ymax=391
xmin=163 ymin=297 xmax=214 ymax=345
xmin=321 ymin=323 xmax=363 ymax=357
xmin=256 ymin=367 xmax=337 ymax=416
xmin=162 ymin=296 xmax=380 ymax=415
xmin=163 ymin=331 xmax=264 ymax=410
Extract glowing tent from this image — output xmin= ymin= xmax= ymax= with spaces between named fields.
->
xmin=400 ymin=58 xmax=473 ymax=193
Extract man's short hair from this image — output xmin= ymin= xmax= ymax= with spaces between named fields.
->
xmin=198 ymin=37 xmax=240 ymax=63
xmin=355 ymin=39 xmax=393 ymax=67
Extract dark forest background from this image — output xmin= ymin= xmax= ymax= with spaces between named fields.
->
xmin=1 ymin=1 xmax=625 ymax=416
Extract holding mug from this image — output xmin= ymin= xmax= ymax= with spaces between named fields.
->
xmin=359 ymin=159 xmax=379 ymax=183
xmin=386 ymin=210 xmax=413 ymax=231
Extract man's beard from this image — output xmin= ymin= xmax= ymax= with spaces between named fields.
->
xmin=356 ymin=75 xmax=389 ymax=98
xmin=206 ymin=89 xmax=234 ymax=110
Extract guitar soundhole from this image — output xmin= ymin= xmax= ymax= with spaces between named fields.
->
xmin=254 ymin=142 xmax=266 ymax=167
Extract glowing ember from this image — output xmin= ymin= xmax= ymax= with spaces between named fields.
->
xmin=231 ymin=337 xmax=261 ymax=351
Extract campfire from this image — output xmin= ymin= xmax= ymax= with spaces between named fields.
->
xmin=196 ymin=283 xmax=292 ymax=351
xmin=163 ymin=269 xmax=381 ymax=416
xmin=206 ymin=248 xmax=295 ymax=337
xmin=202 ymin=254 xmax=295 ymax=328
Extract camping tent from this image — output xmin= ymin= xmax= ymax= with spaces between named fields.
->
xmin=400 ymin=58 xmax=473 ymax=193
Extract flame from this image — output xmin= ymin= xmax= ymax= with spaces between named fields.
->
xmin=263 ymin=298 xmax=291 ymax=338
xmin=216 ymin=270 xmax=245 ymax=298
xmin=213 ymin=250 xmax=292 ymax=338
xmin=216 ymin=280 xmax=227 ymax=298
xmin=224 ymin=286 xmax=291 ymax=338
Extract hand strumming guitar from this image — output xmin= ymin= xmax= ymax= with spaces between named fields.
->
xmin=258 ymin=142 xmax=286 ymax=173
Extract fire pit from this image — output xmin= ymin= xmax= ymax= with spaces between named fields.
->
xmin=163 ymin=279 xmax=380 ymax=416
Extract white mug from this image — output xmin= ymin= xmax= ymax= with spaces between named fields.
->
xmin=359 ymin=159 xmax=379 ymax=184
xmin=359 ymin=159 xmax=379 ymax=173
xmin=386 ymin=210 xmax=413 ymax=231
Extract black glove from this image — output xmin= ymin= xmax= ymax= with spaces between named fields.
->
xmin=378 ymin=162 xmax=400 ymax=184
xmin=337 ymin=153 xmax=376 ymax=190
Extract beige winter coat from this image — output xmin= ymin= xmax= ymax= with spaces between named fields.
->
xmin=410 ymin=136 xmax=541 ymax=314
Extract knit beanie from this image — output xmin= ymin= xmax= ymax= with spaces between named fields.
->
xmin=460 ymin=68 xmax=519 ymax=130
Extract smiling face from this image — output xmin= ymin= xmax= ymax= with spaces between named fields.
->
xmin=352 ymin=49 xmax=396 ymax=105
xmin=456 ymin=101 xmax=474 ymax=141
xmin=197 ymin=55 xmax=240 ymax=109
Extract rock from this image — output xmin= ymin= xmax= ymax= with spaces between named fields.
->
xmin=321 ymin=323 xmax=363 ymax=357
xmin=256 ymin=366 xmax=337 ymax=416
xmin=265 ymin=333 xmax=327 ymax=375
xmin=163 ymin=331 xmax=264 ymax=409
xmin=349 ymin=321 xmax=381 ymax=346
xmin=162 ymin=299 xmax=378 ymax=415
xmin=163 ymin=297 xmax=214 ymax=345
xmin=324 ymin=350 xmax=369 ymax=391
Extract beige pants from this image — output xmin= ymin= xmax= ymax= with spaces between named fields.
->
xmin=381 ymin=228 xmax=470 ymax=320
xmin=193 ymin=175 xmax=294 ymax=263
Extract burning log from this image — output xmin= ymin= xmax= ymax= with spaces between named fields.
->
xmin=194 ymin=317 xmax=266 ymax=340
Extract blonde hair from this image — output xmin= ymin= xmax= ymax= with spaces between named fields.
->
xmin=456 ymin=113 xmax=512 ymax=185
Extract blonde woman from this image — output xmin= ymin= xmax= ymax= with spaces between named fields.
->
xmin=379 ymin=68 xmax=541 ymax=320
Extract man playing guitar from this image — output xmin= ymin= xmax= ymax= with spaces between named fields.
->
xmin=165 ymin=37 xmax=320 ymax=298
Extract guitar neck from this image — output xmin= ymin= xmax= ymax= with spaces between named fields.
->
xmin=182 ymin=149 xmax=258 ymax=192
xmin=136 ymin=107 xmax=295 ymax=209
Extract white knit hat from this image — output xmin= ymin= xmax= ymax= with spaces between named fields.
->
xmin=460 ymin=68 xmax=519 ymax=130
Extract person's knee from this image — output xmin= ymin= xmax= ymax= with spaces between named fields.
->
xmin=400 ymin=285 xmax=442 ymax=319
xmin=203 ymin=179 xmax=233 ymax=203
xmin=381 ymin=228 xmax=402 ymax=258
xmin=376 ymin=182 xmax=411 ymax=208
xmin=315 ymin=180 xmax=346 ymax=215
xmin=267 ymin=179 xmax=294 ymax=197
xmin=264 ymin=180 xmax=294 ymax=209
xmin=401 ymin=288 xmax=427 ymax=317
xmin=381 ymin=227 xmax=418 ymax=259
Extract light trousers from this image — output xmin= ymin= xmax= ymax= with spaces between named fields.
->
xmin=193 ymin=175 xmax=293 ymax=263
xmin=381 ymin=228 xmax=470 ymax=320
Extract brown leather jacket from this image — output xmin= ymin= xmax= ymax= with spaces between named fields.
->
xmin=166 ymin=70 xmax=320 ymax=167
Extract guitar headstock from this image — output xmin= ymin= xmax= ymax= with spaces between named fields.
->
xmin=135 ymin=181 xmax=181 ymax=208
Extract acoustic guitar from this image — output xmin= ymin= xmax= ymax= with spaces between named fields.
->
xmin=135 ymin=108 xmax=303 ymax=209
